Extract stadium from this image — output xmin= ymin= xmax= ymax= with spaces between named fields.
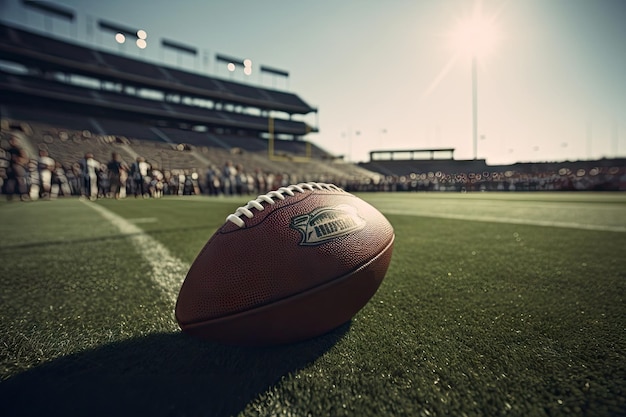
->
xmin=1 ymin=1 xmax=625 ymax=416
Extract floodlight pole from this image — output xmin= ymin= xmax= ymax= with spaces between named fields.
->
xmin=472 ymin=55 xmax=478 ymax=160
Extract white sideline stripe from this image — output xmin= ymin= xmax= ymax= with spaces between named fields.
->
xmin=382 ymin=209 xmax=626 ymax=233
xmin=82 ymin=201 xmax=188 ymax=303
xmin=128 ymin=217 xmax=158 ymax=224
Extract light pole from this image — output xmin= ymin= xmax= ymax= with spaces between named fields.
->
xmin=342 ymin=129 xmax=361 ymax=162
xmin=450 ymin=8 xmax=501 ymax=161
xmin=472 ymin=55 xmax=478 ymax=160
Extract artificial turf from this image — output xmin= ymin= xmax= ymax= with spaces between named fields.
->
xmin=0 ymin=192 xmax=625 ymax=416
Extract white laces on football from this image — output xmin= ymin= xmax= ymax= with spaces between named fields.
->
xmin=226 ymin=182 xmax=342 ymax=228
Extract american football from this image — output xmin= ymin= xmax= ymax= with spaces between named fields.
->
xmin=175 ymin=182 xmax=394 ymax=345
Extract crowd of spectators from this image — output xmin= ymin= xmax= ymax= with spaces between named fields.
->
xmin=342 ymin=167 xmax=626 ymax=193
xmin=2 ymin=133 xmax=625 ymax=202
xmin=0 ymin=134 xmax=338 ymax=201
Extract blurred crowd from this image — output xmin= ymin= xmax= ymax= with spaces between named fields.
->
xmin=2 ymin=134 xmax=625 ymax=201
xmin=343 ymin=168 xmax=626 ymax=193
xmin=0 ymin=135 xmax=332 ymax=201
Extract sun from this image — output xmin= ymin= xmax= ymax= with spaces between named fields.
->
xmin=449 ymin=9 xmax=502 ymax=59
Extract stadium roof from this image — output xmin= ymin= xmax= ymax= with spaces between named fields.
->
xmin=0 ymin=22 xmax=316 ymax=115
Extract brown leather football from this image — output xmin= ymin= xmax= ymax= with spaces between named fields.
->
xmin=175 ymin=182 xmax=394 ymax=346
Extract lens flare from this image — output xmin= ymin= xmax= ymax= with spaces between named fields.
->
xmin=448 ymin=4 xmax=503 ymax=59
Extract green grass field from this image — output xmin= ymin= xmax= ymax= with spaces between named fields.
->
xmin=1 ymin=191 xmax=625 ymax=416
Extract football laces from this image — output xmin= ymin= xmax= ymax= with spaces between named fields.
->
xmin=226 ymin=182 xmax=342 ymax=228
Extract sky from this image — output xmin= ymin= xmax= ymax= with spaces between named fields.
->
xmin=1 ymin=0 xmax=625 ymax=165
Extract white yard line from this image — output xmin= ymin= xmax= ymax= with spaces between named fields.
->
xmin=82 ymin=201 xmax=188 ymax=303
xmin=380 ymin=209 xmax=626 ymax=233
xmin=128 ymin=217 xmax=158 ymax=224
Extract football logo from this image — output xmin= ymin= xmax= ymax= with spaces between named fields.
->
xmin=290 ymin=204 xmax=366 ymax=246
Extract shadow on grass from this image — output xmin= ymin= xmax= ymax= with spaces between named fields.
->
xmin=3 ymin=323 xmax=350 ymax=417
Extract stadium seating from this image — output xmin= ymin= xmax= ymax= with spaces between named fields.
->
xmin=0 ymin=23 xmax=98 ymax=64
xmin=0 ymin=22 xmax=316 ymax=115
xmin=2 ymin=101 xmax=95 ymax=132
xmin=1 ymin=71 xmax=312 ymax=136
xmin=96 ymin=50 xmax=174 ymax=83
xmin=1 ymin=113 xmax=377 ymax=186
xmin=95 ymin=119 xmax=164 ymax=142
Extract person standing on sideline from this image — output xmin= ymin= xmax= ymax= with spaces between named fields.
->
xmin=4 ymin=136 xmax=29 ymax=201
xmin=107 ymin=152 xmax=127 ymax=199
xmin=79 ymin=152 xmax=100 ymax=200
xmin=51 ymin=161 xmax=71 ymax=198
xmin=37 ymin=149 xmax=55 ymax=199
xmin=130 ymin=156 xmax=150 ymax=198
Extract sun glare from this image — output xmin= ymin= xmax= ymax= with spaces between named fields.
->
xmin=449 ymin=12 xmax=501 ymax=59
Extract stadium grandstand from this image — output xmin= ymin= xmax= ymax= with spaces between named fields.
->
xmin=0 ymin=20 xmax=376 ymax=199
xmin=359 ymin=148 xmax=626 ymax=192
xmin=1 ymin=19 xmax=624 ymax=200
